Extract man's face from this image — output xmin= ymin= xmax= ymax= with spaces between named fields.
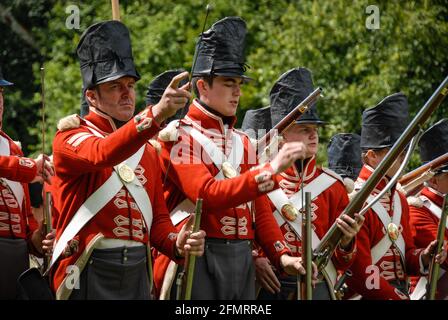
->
xmin=87 ymin=76 xmax=136 ymax=122
xmin=199 ymin=76 xmax=243 ymax=117
xmin=366 ymin=148 xmax=406 ymax=177
xmin=0 ymin=87 xmax=4 ymax=129
xmin=283 ymin=123 xmax=319 ymax=158
xmin=432 ymin=172 xmax=448 ymax=194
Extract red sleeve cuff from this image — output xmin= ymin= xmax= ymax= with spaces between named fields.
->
xmin=249 ymin=162 xmax=280 ymax=195
xmin=335 ymin=238 xmax=357 ymax=266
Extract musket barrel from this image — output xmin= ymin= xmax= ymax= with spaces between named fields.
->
xmin=300 ymin=191 xmax=313 ymax=300
xmin=257 ymin=87 xmax=323 ymax=149
xmin=315 ymin=76 xmax=448 ymax=271
xmin=182 ymin=198 xmax=203 ymax=300
xmin=399 ymin=152 xmax=448 ymax=186
xmin=427 ymin=195 xmax=448 ymax=300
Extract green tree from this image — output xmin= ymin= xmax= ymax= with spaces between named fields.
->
xmin=1 ymin=0 xmax=447 ymax=168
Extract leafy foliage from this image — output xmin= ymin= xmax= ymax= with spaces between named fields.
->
xmin=1 ymin=0 xmax=447 ymax=168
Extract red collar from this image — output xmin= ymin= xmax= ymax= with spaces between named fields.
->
xmin=357 ymin=164 xmax=393 ymax=192
xmin=280 ymin=156 xmax=318 ymax=183
xmin=84 ymin=107 xmax=118 ymax=134
xmin=184 ymin=99 xmax=237 ymax=134
xmin=421 ymin=187 xmax=445 ymax=207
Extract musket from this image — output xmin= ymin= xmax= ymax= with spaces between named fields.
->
xmin=399 ymin=152 xmax=448 ymax=196
xmin=14 ymin=66 xmax=54 ymax=300
xmin=40 ymin=65 xmax=51 ymax=271
xmin=334 ymin=269 xmax=353 ymax=300
xmin=111 ymin=0 xmax=120 ymax=21
xmin=163 ymin=4 xmax=212 ymax=185
xmin=180 ymin=198 xmax=203 ymax=300
xmin=257 ymin=87 xmax=322 ymax=162
xmin=42 ymin=192 xmax=52 ymax=272
xmin=314 ymin=75 xmax=448 ymax=272
xmin=299 ymin=191 xmax=313 ymax=300
xmin=178 ymin=3 xmax=212 ymax=121
xmin=426 ymin=194 xmax=448 ymax=300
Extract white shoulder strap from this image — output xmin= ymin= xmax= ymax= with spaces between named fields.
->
xmin=83 ymin=124 xmax=154 ymax=231
xmin=268 ymin=173 xmax=338 ymax=285
xmin=50 ymin=126 xmax=149 ymax=268
xmin=369 ymin=193 xmax=405 ymax=265
xmin=0 ymin=135 xmax=24 ymax=211
xmin=170 ymin=198 xmax=195 ymax=226
xmin=182 ymin=126 xmax=244 ymax=179
xmin=268 ymin=173 xmax=337 ymax=240
xmin=168 ymin=126 xmax=249 ymax=224
xmin=421 ymin=196 xmax=448 ymax=230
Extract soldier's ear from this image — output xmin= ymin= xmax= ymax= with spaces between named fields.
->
xmin=196 ymin=78 xmax=208 ymax=96
xmin=364 ymin=149 xmax=377 ymax=165
xmin=85 ymin=88 xmax=98 ymax=108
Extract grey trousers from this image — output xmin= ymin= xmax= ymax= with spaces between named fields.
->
xmin=69 ymin=246 xmax=150 ymax=300
xmin=174 ymin=239 xmax=255 ymax=300
xmin=257 ymin=274 xmax=332 ymax=300
xmin=0 ymin=237 xmax=29 ymax=299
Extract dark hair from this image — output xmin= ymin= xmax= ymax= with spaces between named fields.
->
xmin=192 ymin=75 xmax=214 ymax=98
xmin=85 ymin=86 xmax=101 ymax=107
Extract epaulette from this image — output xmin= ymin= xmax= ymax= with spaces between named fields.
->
xmin=148 ymin=139 xmax=162 ymax=155
xmin=321 ymin=167 xmax=344 ymax=184
xmin=57 ymin=114 xmax=81 ymax=131
xmin=407 ymin=196 xmax=424 ymax=208
xmin=343 ymin=177 xmax=355 ymax=194
xmin=396 ymin=183 xmax=406 ymax=195
xmin=348 ymin=188 xmax=358 ymax=201
xmin=158 ymin=120 xmax=181 ymax=142
xmin=248 ymin=137 xmax=257 ymax=150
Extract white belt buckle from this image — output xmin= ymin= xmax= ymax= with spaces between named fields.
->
xmin=117 ymin=164 xmax=135 ymax=183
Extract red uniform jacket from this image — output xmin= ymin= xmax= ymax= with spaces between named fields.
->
xmin=156 ymin=100 xmax=290 ymax=274
xmin=409 ymin=187 xmax=447 ymax=262
xmin=260 ymin=158 xmax=356 ymax=272
xmin=409 ymin=187 xmax=448 ymax=292
xmin=346 ymin=165 xmax=425 ymax=300
xmin=51 ymin=107 xmax=178 ymax=299
xmin=0 ymin=131 xmax=38 ymax=243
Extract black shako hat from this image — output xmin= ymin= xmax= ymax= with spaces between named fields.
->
xmin=145 ymin=69 xmax=189 ymax=122
xmin=192 ymin=16 xmax=250 ymax=80
xmin=327 ymin=133 xmax=362 ymax=180
xmin=145 ymin=69 xmax=188 ymax=106
xmin=241 ymin=106 xmax=272 ymax=139
xmin=0 ymin=66 xmax=13 ymax=86
xmin=77 ymin=20 xmax=140 ymax=90
xmin=360 ymin=92 xmax=409 ymax=150
xmin=419 ymin=118 xmax=448 ymax=172
xmin=270 ymin=67 xmax=325 ymax=127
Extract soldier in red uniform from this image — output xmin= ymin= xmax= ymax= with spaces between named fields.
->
xmin=157 ymin=17 xmax=315 ymax=300
xmin=245 ymin=68 xmax=363 ymax=300
xmin=0 ymin=66 xmax=54 ymax=299
xmin=408 ymin=119 xmax=448 ymax=299
xmin=345 ymin=93 xmax=447 ymax=299
xmin=50 ymin=21 xmax=205 ymax=300
xmin=327 ymin=133 xmax=362 ymax=195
